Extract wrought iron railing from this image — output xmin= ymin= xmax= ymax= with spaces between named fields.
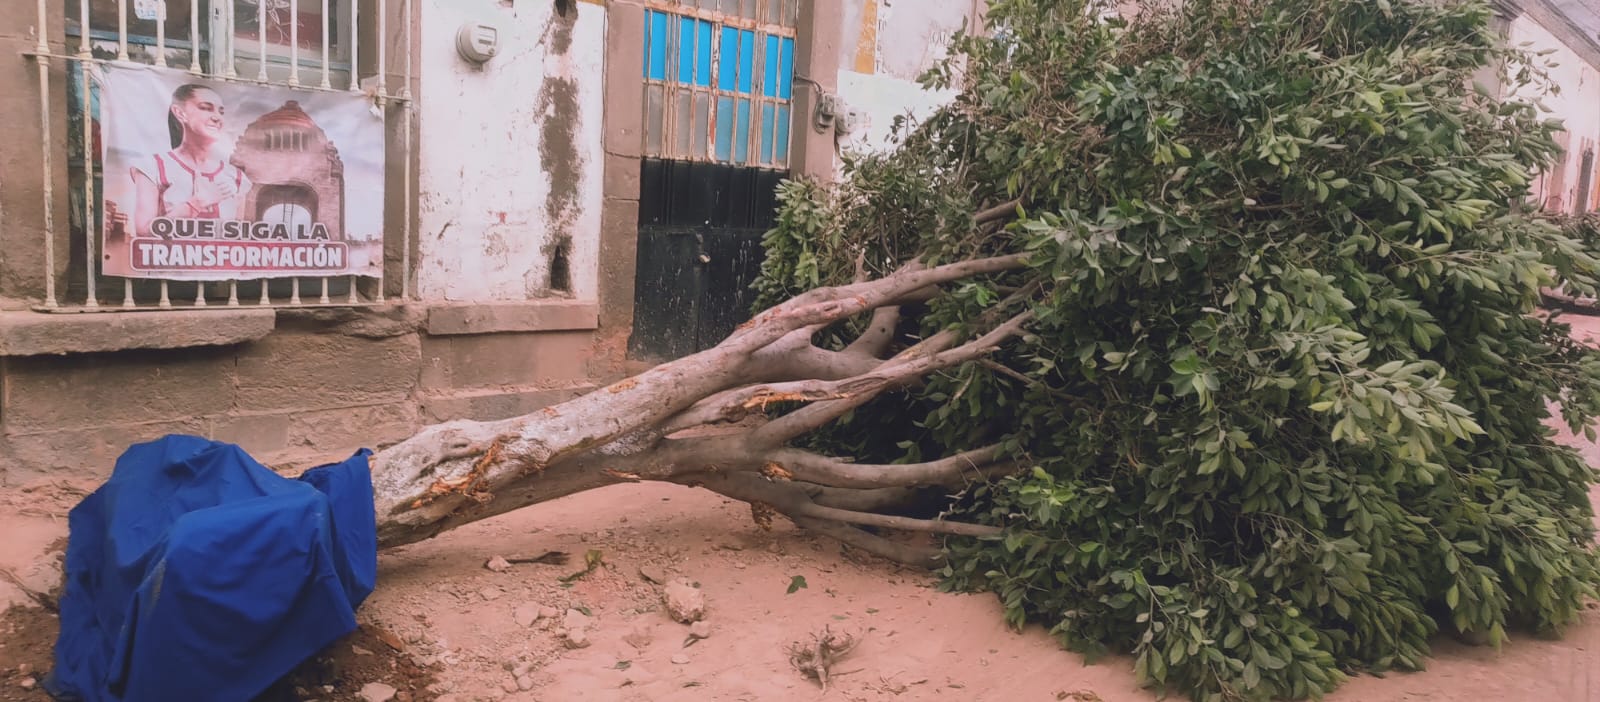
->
xmin=24 ymin=0 xmax=414 ymax=311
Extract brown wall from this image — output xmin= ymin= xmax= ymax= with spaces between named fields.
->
xmin=0 ymin=0 xmax=842 ymax=483
xmin=0 ymin=311 xmax=606 ymax=484
xmin=0 ymin=0 xmax=72 ymax=305
xmin=0 ymin=0 xmax=635 ymax=483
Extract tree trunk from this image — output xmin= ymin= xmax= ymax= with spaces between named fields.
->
xmin=369 ymin=255 xmax=1033 ymax=566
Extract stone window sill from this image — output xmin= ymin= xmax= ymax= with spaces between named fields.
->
xmin=0 ymin=308 xmax=277 ymax=357
xmin=0 ymin=298 xmax=603 ymax=355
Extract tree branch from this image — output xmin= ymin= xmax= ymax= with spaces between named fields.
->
xmin=803 ymin=484 xmax=924 ymax=512
xmin=844 ymin=305 xmax=903 ymax=359
xmin=690 ymin=473 xmax=1001 ymax=540
xmin=743 ymin=343 xmax=885 ymax=384
xmin=974 ymin=198 xmax=1024 ymax=225
xmin=773 ymin=444 xmax=1015 ymax=489
xmin=662 ymin=305 xmax=1034 ymax=442
xmin=729 ymin=253 xmax=1030 ymax=350
xmin=757 ymin=309 xmax=1037 ymax=443
xmin=797 ymin=502 xmax=1002 ymax=537
xmin=789 ymin=517 xmax=945 ymax=568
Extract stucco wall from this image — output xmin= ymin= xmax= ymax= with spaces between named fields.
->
xmin=1505 ymin=13 xmax=1600 ymax=212
xmin=835 ymin=70 xmax=957 ymax=154
xmin=832 ymin=0 xmax=972 ymax=155
xmin=872 ymin=0 xmax=973 ymax=81
xmin=414 ymin=0 xmax=605 ymax=302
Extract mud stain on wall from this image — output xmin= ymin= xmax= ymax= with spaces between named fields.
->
xmin=538 ymin=6 xmax=583 ymax=295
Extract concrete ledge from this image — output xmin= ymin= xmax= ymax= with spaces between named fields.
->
xmin=0 ymin=309 xmax=276 ymax=356
xmin=426 ymin=300 xmax=599 ymax=336
xmin=275 ymin=304 xmax=425 ymax=339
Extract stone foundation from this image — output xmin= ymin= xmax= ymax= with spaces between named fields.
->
xmin=0 ymin=303 xmax=621 ymax=484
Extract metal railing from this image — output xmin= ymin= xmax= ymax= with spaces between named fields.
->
xmin=24 ymin=0 xmax=414 ymax=311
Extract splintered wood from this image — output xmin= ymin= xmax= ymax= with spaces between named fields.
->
xmin=411 ymin=440 xmax=503 ymax=509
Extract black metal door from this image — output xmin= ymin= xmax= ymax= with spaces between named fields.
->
xmin=628 ymin=158 xmax=786 ymax=360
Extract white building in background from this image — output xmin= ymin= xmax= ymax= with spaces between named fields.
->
xmin=1495 ymin=0 xmax=1600 ymax=213
xmin=832 ymin=0 xmax=974 ymax=155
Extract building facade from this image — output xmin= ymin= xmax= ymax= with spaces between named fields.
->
xmin=0 ymin=0 xmax=976 ymax=482
xmin=1493 ymin=0 xmax=1600 ymax=213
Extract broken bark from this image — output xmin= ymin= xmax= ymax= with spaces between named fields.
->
xmin=369 ymin=253 xmax=1033 ymax=563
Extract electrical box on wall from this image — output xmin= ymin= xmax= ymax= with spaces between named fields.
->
xmin=456 ymin=22 xmax=501 ymax=63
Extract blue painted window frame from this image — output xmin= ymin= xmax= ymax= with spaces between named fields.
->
xmin=641 ymin=3 xmax=796 ymax=169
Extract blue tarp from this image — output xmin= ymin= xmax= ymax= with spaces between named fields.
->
xmin=45 ymin=435 xmax=378 ymax=702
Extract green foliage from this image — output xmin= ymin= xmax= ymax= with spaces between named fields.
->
xmin=752 ymin=0 xmax=1600 ymax=699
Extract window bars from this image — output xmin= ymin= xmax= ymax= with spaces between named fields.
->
xmin=24 ymin=0 xmax=414 ymax=311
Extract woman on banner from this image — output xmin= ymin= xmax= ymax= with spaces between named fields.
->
xmin=130 ymin=83 xmax=252 ymax=237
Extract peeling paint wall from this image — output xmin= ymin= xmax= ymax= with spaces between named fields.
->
xmin=415 ymin=0 xmax=605 ymax=301
xmin=872 ymin=0 xmax=973 ymax=81
xmin=1504 ymin=14 xmax=1600 ymax=212
xmin=833 ymin=0 xmax=972 ymax=155
xmin=836 ymin=71 xmax=957 ymax=154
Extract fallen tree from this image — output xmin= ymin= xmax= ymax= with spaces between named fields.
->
xmin=363 ymin=0 xmax=1600 ymax=700
xmin=370 ymin=252 xmax=1035 ymax=564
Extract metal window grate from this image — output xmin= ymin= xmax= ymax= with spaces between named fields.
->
xmin=642 ymin=0 xmax=797 ymax=168
xmin=25 ymin=0 xmax=415 ymax=312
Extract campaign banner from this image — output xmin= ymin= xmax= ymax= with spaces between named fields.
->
xmin=98 ymin=62 xmax=384 ymax=280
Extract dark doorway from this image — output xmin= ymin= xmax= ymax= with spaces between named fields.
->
xmin=628 ymin=159 xmax=786 ymax=361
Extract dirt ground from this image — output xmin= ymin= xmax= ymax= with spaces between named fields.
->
xmin=2 ymin=478 xmax=1596 ymax=702
xmin=3 ymin=316 xmax=1600 ymax=701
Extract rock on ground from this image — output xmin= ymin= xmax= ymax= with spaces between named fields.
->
xmin=688 ymin=620 xmax=712 ymax=639
xmin=513 ymin=604 xmax=539 ymax=628
xmin=662 ymin=580 xmax=706 ymax=623
xmin=623 ymin=621 xmax=654 ymax=649
xmin=359 ymin=681 xmax=398 ymax=702
xmin=562 ymin=627 xmax=591 ymax=649
xmin=484 ymin=556 xmax=512 ymax=573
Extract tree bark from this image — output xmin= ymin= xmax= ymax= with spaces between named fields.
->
xmin=369 ymin=255 xmax=1033 ymax=563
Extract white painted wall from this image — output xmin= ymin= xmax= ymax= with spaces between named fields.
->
xmin=835 ymin=70 xmax=957 ymax=154
xmin=834 ymin=0 xmax=971 ymax=156
xmin=1505 ymin=14 xmax=1600 ymax=212
xmin=415 ymin=0 xmax=605 ymax=302
xmin=872 ymin=0 xmax=973 ymax=81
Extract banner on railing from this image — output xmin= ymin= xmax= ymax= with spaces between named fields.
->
xmin=98 ymin=62 xmax=384 ymax=280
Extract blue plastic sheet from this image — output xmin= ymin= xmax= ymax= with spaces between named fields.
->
xmin=45 ymin=435 xmax=378 ymax=702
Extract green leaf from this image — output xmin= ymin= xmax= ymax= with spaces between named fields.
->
xmin=1223 ymin=627 xmax=1244 ymax=649
xmin=752 ymin=3 xmax=1600 ymax=699
xmin=1243 ymin=662 xmax=1261 ymax=689
xmin=559 ymin=550 xmax=605 ymax=583
xmin=787 ymin=576 xmax=809 ymax=595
